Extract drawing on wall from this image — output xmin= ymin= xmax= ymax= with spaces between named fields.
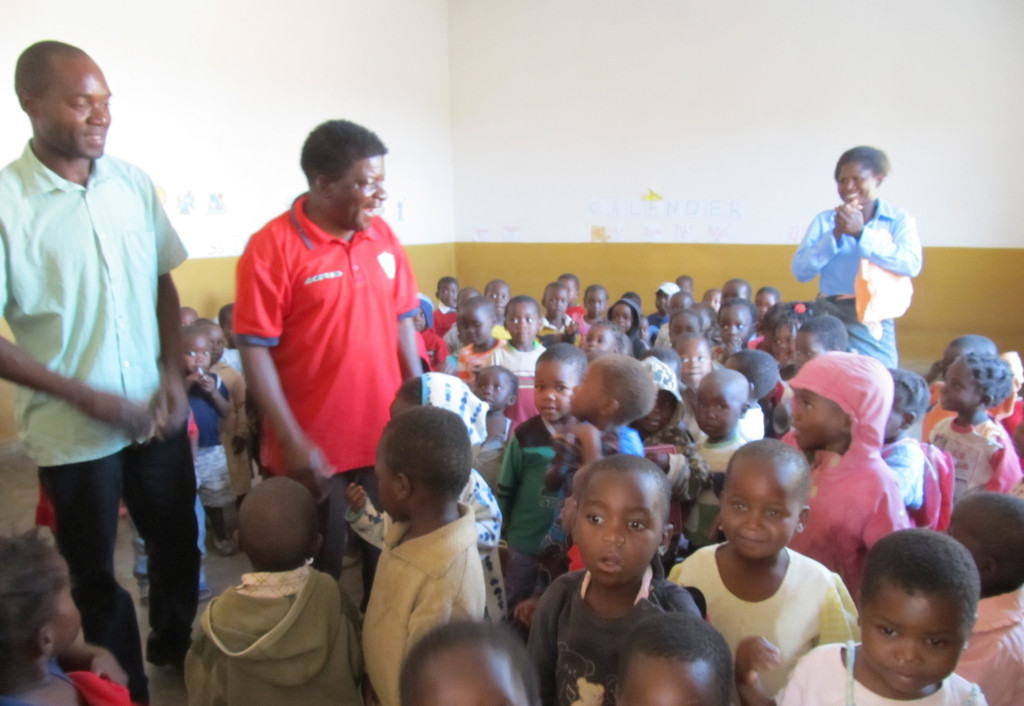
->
xmin=177 ymin=191 xmax=195 ymax=215
xmin=642 ymin=188 xmax=663 ymax=201
xmin=590 ymin=225 xmax=610 ymax=242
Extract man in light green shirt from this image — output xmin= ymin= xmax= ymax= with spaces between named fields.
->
xmin=0 ymin=40 xmax=199 ymax=702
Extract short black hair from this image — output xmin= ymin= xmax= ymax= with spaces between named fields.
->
xmin=726 ymin=439 xmax=811 ymax=503
xmin=505 ymin=294 xmax=540 ymax=318
xmin=584 ymin=284 xmax=607 ymax=300
xmin=538 ymin=342 xmax=588 ymax=381
xmin=394 ymin=376 xmax=423 ymax=408
xmin=437 ymin=276 xmax=458 ymax=289
xmin=947 ymin=335 xmax=998 ymax=358
xmin=756 ymin=286 xmax=782 ymax=301
xmin=484 ymin=279 xmax=510 ymax=295
xmin=723 ymin=278 xmax=752 ymax=299
xmin=767 ymin=301 xmax=816 ymax=337
xmin=952 ymin=492 xmax=1024 ymax=595
xmin=957 ymin=352 xmax=1014 ymax=406
xmin=835 ymin=146 xmax=891 ymax=180
xmin=543 ymin=281 xmax=568 ymax=295
xmin=462 ymin=295 xmax=497 ymax=321
xmin=476 ymin=365 xmax=518 ymax=397
xmin=621 ymin=291 xmax=642 ymax=307
xmin=578 ymin=455 xmax=672 ymax=522
xmin=640 ymin=347 xmax=682 ymax=376
xmin=0 ymin=530 xmax=68 ymax=676
xmin=719 ymin=298 xmax=756 ymax=325
xmin=861 ymin=529 xmax=979 ymax=633
xmin=589 ymin=321 xmax=632 ymax=357
xmin=590 ymin=355 xmax=657 ymax=425
xmin=300 ymin=119 xmax=387 ymax=184
xmin=725 ymin=349 xmax=780 ymax=401
xmin=618 ymin=613 xmax=732 ymax=706
xmin=217 ymin=302 xmax=234 ymax=327
xmin=379 ymin=407 xmax=471 ymax=499
xmin=238 ymin=477 xmax=318 ymax=571
xmin=799 ymin=315 xmax=849 ymax=352
xmin=557 ymin=273 xmax=580 ymax=288
xmin=889 ymin=368 xmax=929 ymax=419
xmin=400 ymin=620 xmax=540 ymax=706
xmin=15 ymin=40 xmax=88 ymax=97
xmin=670 ymin=308 xmax=703 ymax=329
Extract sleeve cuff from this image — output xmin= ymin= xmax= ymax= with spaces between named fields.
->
xmin=398 ymin=308 xmax=419 ymax=321
xmin=235 ymin=333 xmax=280 ymax=347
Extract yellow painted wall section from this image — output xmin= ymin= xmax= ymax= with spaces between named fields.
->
xmin=0 ymin=243 xmax=1019 ymax=444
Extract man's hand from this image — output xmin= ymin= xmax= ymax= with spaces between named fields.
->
xmin=77 ymin=389 xmax=154 ymax=440
xmin=151 ymin=370 xmax=189 ymax=440
xmin=281 ymin=434 xmax=333 ymax=501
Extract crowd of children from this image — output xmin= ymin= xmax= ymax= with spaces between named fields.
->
xmin=7 ymin=272 xmax=1024 ymax=706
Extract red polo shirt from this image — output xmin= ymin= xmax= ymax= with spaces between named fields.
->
xmin=235 ymin=195 xmax=419 ymax=475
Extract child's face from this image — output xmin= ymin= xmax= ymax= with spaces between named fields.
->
xmin=794 ymin=330 xmax=827 ymax=369
xmin=791 ymin=387 xmax=852 ymax=454
xmin=458 ymin=304 xmax=496 ymax=348
xmin=633 ymin=391 xmax=678 ymax=436
xmin=638 ymin=316 xmax=650 ymax=342
xmin=534 ymin=360 xmax=579 ymax=424
xmin=618 ymin=655 xmax=723 ymax=706
xmin=569 ymin=368 xmax=608 ymax=424
xmin=676 ymin=338 xmax=712 ymax=391
xmin=559 ymin=278 xmax=579 ymax=305
xmin=696 ymin=376 xmax=747 ymax=442
xmin=883 ymin=403 xmax=912 ymax=444
xmin=654 ymin=291 xmax=670 ymax=315
xmin=203 ymin=325 xmax=226 ymax=366
xmin=485 ymin=284 xmax=511 ymax=315
xmin=857 ymin=581 xmax=969 ymax=700
xmin=49 ymin=571 xmax=82 ymax=657
xmin=412 ymin=644 xmax=531 ymax=706
xmin=573 ymin=470 xmax=669 ymax=592
xmin=475 ymin=369 xmax=516 ymax=413
xmin=585 ymin=288 xmax=608 ymax=319
xmin=719 ymin=456 xmax=808 ymax=562
xmin=543 ymin=285 xmax=569 ymax=320
xmin=183 ymin=333 xmax=212 ymax=375
xmin=668 ymin=292 xmax=692 ymax=315
xmin=773 ymin=323 xmax=797 ymax=367
xmin=721 ymin=281 xmax=746 ymax=303
xmin=437 ymin=280 xmax=459 ymax=309
xmin=609 ymin=303 xmax=634 ymax=332
xmin=940 ymin=358 xmax=985 ymax=416
xmin=220 ymin=309 xmax=235 ymax=347
xmin=505 ymin=301 xmax=541 ymax=350
xmin=719 ymin=306 xmax=753 ymax=351
xmin=702 ymin=289 xmax=721 ymax=312
xmin=676 ymin=276 xmax=694 ymax=295
xmin=374 ymin=449 xmax=407 ymax=521
xmin=413 ymin=308 xmax=428 ymax=333
xmin=669 ymin=314 xmax=702 ymax=347
xmin=755 ymin=291 xmax=779 ymax=325
xmin=582 ymin=326 xmax=618 ymax=359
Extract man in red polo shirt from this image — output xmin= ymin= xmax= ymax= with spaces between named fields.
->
xmin=235 ymin=120 xmax=422 ymax=583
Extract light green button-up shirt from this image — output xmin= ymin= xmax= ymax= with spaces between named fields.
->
xmin=0 ymin=144 xmax=187 ymax=465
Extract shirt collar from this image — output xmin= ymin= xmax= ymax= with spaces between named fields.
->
xmin=291 ymin=193 xmax=381 ymax=250
xmin=580 ymin=564 xmax=655 ymax=605
xmin=235 ymin=564 xmax=312 ymax=598
xmin=17 ymin=141 xmax=112 ymax=197
xmin=872 ymin=198 xmax=896 ymax=222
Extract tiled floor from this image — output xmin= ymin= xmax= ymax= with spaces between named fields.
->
xmin=0 ymin=443 xmax=363 ymax=706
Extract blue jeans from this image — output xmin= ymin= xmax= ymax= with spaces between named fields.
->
xmin=815 ymin=295 xmax=899 ymax=369
xmin=39 ymin=430 xmax=199 ymax=703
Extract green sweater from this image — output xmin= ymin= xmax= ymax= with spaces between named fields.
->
xmin=497 ymin=415 xmax=562 ymax=555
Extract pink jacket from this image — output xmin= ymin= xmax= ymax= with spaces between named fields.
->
xmin=786 ymin=352 xmax=910 ymax=604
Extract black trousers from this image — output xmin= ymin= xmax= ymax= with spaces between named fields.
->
xmin=38 ymin=430 xmax=199 ymax=703
xmin=315 ymin=466 xmax=381 ymax=608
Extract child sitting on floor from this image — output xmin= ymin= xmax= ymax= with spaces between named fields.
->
xmin=490 ymin=295 xmax=545 ymax=427
xmin=0 ymin=531 xmax=131 ymax=706
xmin=362 ymin=407 xmax=487 ymax=706
xmin=787 ymin=352 xmax=910 ymax=603
xmin=755 ymin=530 xmax=985 ymax=706
xmin=582 ymin=320 xmax=631 ymax=360
xmin=474 ymin=365 xmax=518 ymax=488
xmin=950 ymin=492 xmax=1024 ymax=706
xmin=185 ymin=477 xmax=362 ymax=706
xmin=347 ymin=373 xmax=505 ymax=622
xmin=617 ymin=613 xmax=734 ymax=706
xmin=793 ymin=314 xmax=848 ymax=369
xmin=400 ymin=619 xmax=540 ymax=706
xmin=671 ymin=440 xmax=858 ymax=702
xmin=930 ymin=351 xmax=1022 ymax=500
xmin=882 ymin=368 xmax=930 ymax=513
xmin=528 ymin=456 xmax=703 ymax=706
xmin=654 ymin=307 xmax=704 ymax=350
xmin=455 ymin=296 xmax=505 ymax=383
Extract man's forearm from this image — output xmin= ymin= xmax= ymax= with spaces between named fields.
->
xmin=240 ymin=344 xmax=304 ymax=445
xmin=156 ymin=273 xmax=184 ymax=375
xmin=397 ymin=316 xmax=423 ymax=380
xmin=0 ymin=335 xmax=92 ymax=405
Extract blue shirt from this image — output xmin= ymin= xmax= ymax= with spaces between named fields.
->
xmin=0 ymin=144 xmax=187 ymax=465
xmin=791 ymin=199 xmax=922 ymax=296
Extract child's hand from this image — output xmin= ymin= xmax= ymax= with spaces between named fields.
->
xmin=564 ymin=319 xmax=579 ymax=340
xmin=231 ymin=435 xmax=247 ymax=455
xmin=513 ymin=596 xmax=540 ymax=628
xmin=345 ymin=482 xmax=367 ymax=512
xmin=88 ymin=648 xmax=128 ymax=686
xmin=646 ymin=451 xmax=670 ymax=471
xmin=735 ymin=636 xmax=782 ymax=686
xmin=195 ymin=373 xmax=217 ymax=397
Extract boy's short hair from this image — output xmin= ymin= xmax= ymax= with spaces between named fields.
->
xmin=437 ymin=276 xmax=458 ymax=289
xmin=584 ymin=283 xmax=607 ymax=299
xmin=0 ymin=530 xmax=68 ymax=673
xmin=621 ymin=291 xmax=642 ymax=307
xmin=756 ymin=285 xmax=782 ymax=301
xmin=301 ymin=120 xmax=387 ymax=184
xmin=462 ymin=296 xmax=497 ymax=321
xmin=953 ymin=492 xmax=1024 ymax=594
xmin=618 ymin=613 xmax=732 ymax=706
xmin=394 ymin=376 xmax=424 ymax=408
xmin=799 ymin=315 xmax=849 ymax=352
xmin=958 ymin=352 xmax=1014 ymax=406
xmin=477 ymin=365 xmax=519 ymax=397
xmin=557 ymin=273 xmax=580 ymax=289
xmin=889 ymin=368 xmax=929 ymax=419
xmin=725 ymin=349 xmax=780 ymax=401
xmin=217 ymin=302 xmax=234 ymax=326
xmin=947 ymin=335 xmax=998 ymax=358
xmin=723 ymin=278 xmax=751 ymax=299
xmin=670 ymin=308 xmax=703 ymax=328
xmin=590 ymin=355 xmax=657 ymax=425
xmin=578 ymin=455 xmax=672 ymax=522
xmin=726 ymin=439 xmax=811 ymax=503
xmin=238 ymin=477 xmax=319 ymax=572
xmin=399 ymin=620 xmax=540 ymax=706
xmin=639 ymin=347 xmax=682 ymax=376
xmin=835 ymin=145 xmax=891 ymax=179
xmin=484 ymin=279 xmax=509 ymax=294
xmin=505 ymin=294 xmax=541 ymax=318
xmin=15 ymin=40 xmax=87 ymax=97
xmin=719 ymin=297 xmax=756 ymax=324
xmin=538 ymin=343 xmax=588 ymax=381
xmin=543 ymin=281 xmax=568 ymax=295
xmin=861 ymin=529 xmax=979 ymax=633
xmin=380 ymin=407 xmax=472 ymax=499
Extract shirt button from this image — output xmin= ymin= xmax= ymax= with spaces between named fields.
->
xmin=123 ymin=361 xmax=131 ymax=369
xmin=98 ymin=232 xmax=106 ymax=240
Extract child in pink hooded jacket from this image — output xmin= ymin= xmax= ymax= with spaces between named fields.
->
xmin=785 ymin=352 xmax=910 ymax=604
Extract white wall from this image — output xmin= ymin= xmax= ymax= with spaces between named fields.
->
xmin=449 ymin=0 xmax=1024 ymax=247
xmin=0 ymin=0 xmax=455 ymax=253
